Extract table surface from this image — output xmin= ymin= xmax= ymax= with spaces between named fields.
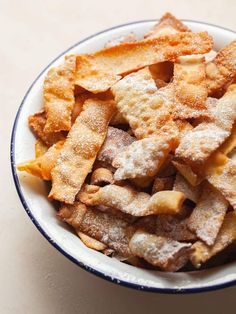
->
xmin=1 ymin=0 xmax=236 ymax=313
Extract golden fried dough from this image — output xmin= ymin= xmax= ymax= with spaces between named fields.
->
xmin=49 ymin=99 xmax=115 ymax=203
xmin=44 ymin=55 xmax=76 ymax=132
xmin=75 ymin=32 xmax=212 ymax=93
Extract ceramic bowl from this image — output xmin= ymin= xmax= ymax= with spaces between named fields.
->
xmin=11 ymin=20 xmax=236 ymax=293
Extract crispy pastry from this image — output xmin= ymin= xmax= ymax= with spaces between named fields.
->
xmin=49 ymin=99 xmax=115 ymax=203
xmin=176 ymin=85 xmax=236 ymax=165
xmin=75 ymin=32 xmax=212 ymax=93
xmin=78 ymin=184 xmax=185 ymax=216
xmin=17 ymin=140 xmax=64 ymax=180
xmin=112 ymin=67 xmax=178 ymax=142
xmin=18 ymin=14 xmax=236 ymax=272
xmin=58 ymin=202 xmax=135 ymax=257
xmin=44 ymin=55 xmax=76 ymax=132
xmin=131 ymin=177 xmax=154 ymax=189
xmin=172 ymin=55 xmax=208 ymax=119
xmin=113 ymin=137 xmax=172 ymax=180
xmin=129 ymin=230 xmax=192 ymax=271
xmin=190 ymin=211 xmax=236 ymax=267
xmin=206 ymin=40 xmax=236 ymax=96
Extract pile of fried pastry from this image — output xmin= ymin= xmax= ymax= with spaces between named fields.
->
xmin=18 ymin=13 xmax=236 ymax=272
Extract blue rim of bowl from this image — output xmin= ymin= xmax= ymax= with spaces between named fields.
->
xmin=10 ymin=19 xmax=236 ymax=294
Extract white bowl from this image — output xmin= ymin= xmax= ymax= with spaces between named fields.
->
xmin=11 ymin=20 xmax=236 ymax=293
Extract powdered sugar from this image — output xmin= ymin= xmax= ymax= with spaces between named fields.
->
xmin=113 ymin=137 xmax=170 ymax=180
xmin=129 ymin=231 xmax=191 ymax=271
xmin=176 ymin=122 xmax=229 ymax=163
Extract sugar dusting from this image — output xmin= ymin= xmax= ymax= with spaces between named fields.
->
xmin=176 ymin=122 xmax=229 ymax=163
xmin=129 ymin=231 xmax=191 ymax=271
xmin=176 ymin=85 xmax=236 ymax=163
xmin=112 ymin=67 xmax=176 ymax=140
xmin=113 ymin=137 xmax=170 ymax=180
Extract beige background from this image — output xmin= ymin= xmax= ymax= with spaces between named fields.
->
xmin=1 ymin=0 xmax=236 ymax=313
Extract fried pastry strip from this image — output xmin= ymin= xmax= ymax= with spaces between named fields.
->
xmin=206 ymin=40 xmax=236 ymax=96
xmin=176 ymin=85 xmax=236 ymax=164
xmin=172 ymin=55 xmax=208 ymax=119
xmin=44 ymin=55 xmax=76 ymax=133
xmin=145 ymin=13 xmax=188 ymax=86
xmin=17 ymin=140 xmax=64 ymax=180
xmin=78 ymin=184 xmax=149 ymax=215
xmin=78 ymin=184 xmax=185 ymax=216
xmin=190 ymin=211 xmax=236 ymax=267
xmin=188 ymin=183 xmax=228 ymax=246
xmin=112 ymin=137 xmax=172 ymax=180
xmin=129 ymin=230 xmax=192 ymax=271
xmin=75 ymin=32 xmax=212 ymax=93
xmin=112 ymin=67 xmax=178 ymax=141
xmin=58 ymin=202 xmax=135 ymax=257
xmin=49 ymin=99 xmax=115 ymax=204
xmin=147 ymin=191 xmax=185 ymax=215
xmin=176 ymin=123 xmax=229 ymax=165
xmin=97 ymin=127 xmax=135 ymax=164
xmin=28 ymin=111 xmax=66 ymax=146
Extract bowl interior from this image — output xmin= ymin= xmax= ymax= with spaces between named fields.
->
xmin=12 ymin=20 xmax=236 ymax=293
